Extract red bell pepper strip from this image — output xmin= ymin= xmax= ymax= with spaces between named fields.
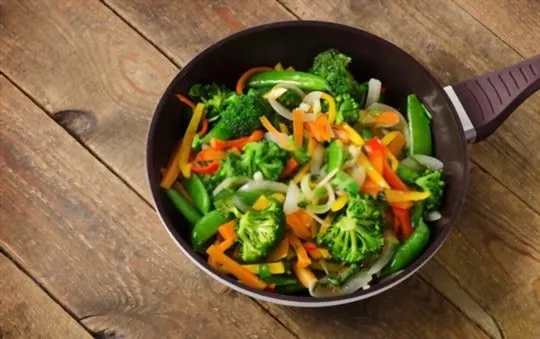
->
xmin=191 ymin=161 xmax=220 ymax=174
xmin=210 ymin=130 xmax=264 ymax=150
xmin=383 ymin=162 xmax=408 ymax=191
xmin=175 ymin=94 xmax=196 ymax=110
xmin=393 ymin=207 xmax=413 ymax=240
xmin=365 ymin=137 xmax=385 ymax=174
xmin=198 ymin=115 xmax=209 ymax=136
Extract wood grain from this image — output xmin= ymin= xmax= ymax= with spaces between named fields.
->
xmin=280 ymin=0 xmax=540 ymax=214
xmin=0 ymin=76 xmax=294 ymax=338
xmin=453 ymin=0 xmax=540 ymax=57
xmin=278 ymin=1 xmax=540 ymax=336
xmin=0 ymin=255 xmax=92 ymax=339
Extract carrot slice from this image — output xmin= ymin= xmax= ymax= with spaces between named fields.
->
xmin=286 ymin=212 xmax=312 ymax=240
xmin=287 ymin=232 xmax=311 ymax=268
xmin=292 ymin=109 xmax=304 ymax=148
xmin=236 ymin=66 xmax=273 ymax=94
xmin=292 ymin=260 xmax=317 ymax=289
xmin=374 ymin=112 xmax=400 ymax=127
xmin=267 ymin=237 xmax=289 ymax=261
xmin=218 ymin=220 xmax=237 ymax=240
xmin=206 ymin=245 xmax=267 ymax=289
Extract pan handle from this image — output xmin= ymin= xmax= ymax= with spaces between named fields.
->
xmin=443 ymin=55 xmax=540 ymax=142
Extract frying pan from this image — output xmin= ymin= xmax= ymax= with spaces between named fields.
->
xmin=146 ymin=21 xmax=540 ymax=307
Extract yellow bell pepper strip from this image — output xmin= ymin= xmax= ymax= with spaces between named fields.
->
xmin=267 ymin=237 xmax=290 ymax=261
xmin=206 ymin=245 xmax=267 ymax=289
xmin=175 ymin=94 xmax=196 ymax=110
xmin=292 ymin=260 xmax=317 ymax=289
xmin=279 ymin=122 xmax=289 ymax=134
xmin=382 ymin=131 xmax=406 ymax=158
xmin=236 ymin=66 xmax=273 ymax=94
xmin=331 ymin=195 xmax=348 ymax=212
xmin=310 ymin=260 xmax=344 ymax=273
xmin=293 ymin=163 xmax=311 ymax=184
xmin=243 ymin=262 xmax=286 ymax=275
xmin=160 ymin=142 xmax=183 ymax=189
xmin=260 ymin=115 xmax=295 ymax=151
xmin=218 ymin=220 xmax=237 ymax=240
xmin=292 ymin=109 xmax=304 ymax=148
xmin=286 ymin=212 xmax=312 ymax=240
xmin=357 ymin=152 xmax=389 ymax=189
xmin=303 ymin=242 xmax=331 ymax=260
xmin=287 ymin=231 xmax=311 ymax=268
xmin=385 ymin=190 xmax=430 ymax=203
xmin=280 ymin=158 xmax=299 ymax=179
xmin=252 ymin=195 xmax=271 ymax=211
xmin=270 ymin=193 xmax=285 ymax=203
xmin=341 ymin=123 xmax=365 ymax=146
xmin=320 ymin=93 xmax=336 ymax=124
xmin=307 ymin=135 xmax=318 ymax=153
xmin=177 ymin=103 xmax=204 ymax=178
xmin=385 ymin=146 xmax=399 ymax=171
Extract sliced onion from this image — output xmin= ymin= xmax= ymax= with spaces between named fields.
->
xmin=264 ymin=87 xmax=287 ymax=100
xmin=412 ymin=154 xmax=444 ymax=170
xmin=316 ymin=168 xmax=339 ymax=189
xmin=400 ymin=157 xmax=423 ymax=171
xmin=349 ymin=165 xmax=366 ymax=188
xmin=426 ymin=210 xmax=442 ymax=221
xmin=300 ymin=175 xmax=314 ymax=201
xmin=213 ymin=176 xmax=251 ymax=196
xmin=310 ymin=144 xmax=324 ymax=174
xmin=303 ymin=91 xmax=324 ymax=116
xmin=253 ymin=171 xmax=263 ymax=181
xmin=344 ymin=145 xmax=361 ymax=169
xmin=304 ymin=209 xmax=331 ymax=228
xmin=365 ymin=78 xmax=382 ymax=108
xmin=299 ymin=102 xmax=311 ymax=112
xmin=273 ymin=83 xmax=306 ymax=98
xmin=239 ymin=180 xmax=288 ymax=193
xmin=284 ymin=181 xmax=302 ymax=215
xmin=264 ymin=132 xmax=294 ymax=151
xmin=268 ymin=97 xmax=292 ymax=120
xmin=367 ymin=102 xmax=410 ymax=147
xmin=308 ymin=184 xmax=335 ymax=214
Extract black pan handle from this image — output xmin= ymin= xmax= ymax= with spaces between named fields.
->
xmin=444 ymin=54 xmax=540 ymax=142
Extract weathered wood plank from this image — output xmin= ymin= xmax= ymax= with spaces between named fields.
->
xmin=279 ymin=0 xmax=540 ymax=337
xmin=0 ymin=76 xmax=294 ymax=338
xmin=453 ymin=0 xmax=540 ymax=57
xmin=280 ymin=0 xmax=540 ymax=214
xmin=0 ymin=254 xmax=92 ymax=339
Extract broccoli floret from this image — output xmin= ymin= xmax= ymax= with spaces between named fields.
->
xmin=415 ymin=169 xmax=445 ymax=212
xmin=199 ymin=152 xmax=242 ymax=192
xmin=292 ymin=147 xmax=311 ymax=165
xmin=310 ymin=49 xmax=354 ymax=96
xmin=353 ymin=81 xmax=369 ymax=108
xmin=220 ymin=94 xmax=273 ymax=138
xmin=236 ymin=198 xmax=286 ymax=262
xmin=188 ymin=83 xmax=234 ymax=120
xmin=213 ymin=188 xmax=242 ymax=218
xmin=317 ymin=195 xmax=385 ymax=264
xmin=335 ymin=94 xmax=360 ymax=124
xmin=240 ymin=141 xmax=288 ymax=180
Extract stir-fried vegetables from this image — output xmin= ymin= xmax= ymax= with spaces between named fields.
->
xmin=161 ymin=49 xmax=447 ymax=297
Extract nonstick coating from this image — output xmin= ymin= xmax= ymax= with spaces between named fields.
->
xmin=146 ymin=21 xmax=469 ymax=306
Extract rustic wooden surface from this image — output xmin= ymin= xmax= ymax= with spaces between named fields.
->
xmin=1 ymin=0 xmax=539 ymax=338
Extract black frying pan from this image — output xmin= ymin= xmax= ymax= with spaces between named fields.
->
xmin=146 ymin=21 xmax=540 ymax=307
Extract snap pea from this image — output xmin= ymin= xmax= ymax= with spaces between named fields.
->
xmin=407 ymin=94 xmax=432 ymax=156
xmin=247 ymin=71 xmax=331 ymax=91
xmin=166 ymin=188 xmax=202 ymax=225
xmin=262 ymin=275 xmax=299 ymax=286
xmin=381 ymin=202 xmax=430 ymax=277
xmin=327 ymin=140 xmax=346 ymax=172
xmin=191 ymin=210 xmax=232 ymax=250
xmin=183 ymin=174 xmax=211 ymax=214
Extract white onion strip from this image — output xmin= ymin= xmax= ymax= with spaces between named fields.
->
xmin=316 ymin=168 xmax=339 ymax=189
xmin=284 ymin=181 xmax=302 ymax=215
xmin=365 ymin=78 xmax=382 ymax=108
xmin=213 ymin=176 xmax=251 ymax=196
xmin=300 ymin=175 xmax=314 ymax=201
xmin=412 ymin=154 xmax=444 ymax=170
xmin=268 ymin=97 xmax=293 ymax=120
xmin=308 ymin=184 xmax=335 ymax=214
xmin=239 ymin=180 xmax=288 ymax=193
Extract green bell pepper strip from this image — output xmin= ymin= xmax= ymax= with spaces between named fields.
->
xmin=247 ymin=71 xmax=331 ymax=91
xmin=381 ymin=202 xmax=430 ymax=277
xmin=166 ymin=188 xmax=202 ymax=225
xmin=183 ymin=174 xmax=211 ymax=214
xmin=327 ymin=140 xmax=346 ymax=172
xmin=191 ymin=210 xmax=232 ymax=250
xmin=407 ymin=94 xmax=432 ymax=156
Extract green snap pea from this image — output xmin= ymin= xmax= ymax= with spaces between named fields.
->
xmin=247 ymin=71 xmax=331 ymax=91
xmin=183 ymin=174 xmax=211 ymax=214
xmin=381 ymin=202 xmax=430 ymax=277
xmin=262 ymin=275 xmax=299 ymax=286
xmin=191 ymin=210 xmax=232 ymax=250
xmin=327 ymin=140 xmax=346 ymax=172
xmin=407 ymin=94 xmax=432 ymax=156
xmin=166 ymin=188 xmax=202 ymax=225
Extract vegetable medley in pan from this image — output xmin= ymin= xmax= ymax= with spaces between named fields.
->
xmin=160 ymin=49 xmax=446 ymax=297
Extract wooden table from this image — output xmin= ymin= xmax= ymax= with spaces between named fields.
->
xmin=1 ymin=1 xmax=538 ymax=338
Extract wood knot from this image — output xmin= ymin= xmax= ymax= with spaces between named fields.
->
xmin=53 ymin=110 xmax=96 ymax=140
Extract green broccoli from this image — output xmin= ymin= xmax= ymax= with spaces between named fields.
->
xmin=220 ymin=94 xmax=273 ymax=138
xmin=188 ymin=83 xmax=234 ymax=120
xmin=310 ymin=49 xmax=354 ymax=96
xmin=335 ymin=94 xmax=360 ymax=124
xmin=239 ymin=140 xmax=288 ymax=180
xmin=213 ymin=188 xmax=242 ymax=218
xmin=317 ymin=195 xmax=385 ymax=264
xmin=199 ymin=152 xmax=242 ymax=192
xmin=236 ymin=198 xmax=286 ymax=262
xmin=415 ymin=169 xmax=445 ymax=212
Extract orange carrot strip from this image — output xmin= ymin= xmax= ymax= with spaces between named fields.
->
xmin=361 ymin=178 xmax=383 ymax=196
xmin=374 ymin=112 xmax=400 ymax=126
xmin=217 ymin=237 xmax=237 ymax=252
xmin=206 ymin=245 xmax=267 ymax=289
xmin=218 ymin=220 xmax=237 ymax=240
xmin=195 ymin=148 xmax=227 ymax=162
xmin=236 ymin=66 xmax=273 ymax=94
xmin=160 ymin=142 xmax=182 ymax=189
xmin=292 ymin=261 xmax=317 ymax=289
xmin=292 ymin=109 xmax=304 ymax=148
xmin=260 ymin=116 xmax=293 ymax=150
xmin=267 ymin=237 xmax=289 ymax=261
xmin=287 ymin=232 xmax=311 ymax=268
xmin=279 ymin=123 xmax=289 ymax=134
xmin=286 ymin=212 xmax=312 ymax=240
xmin=175 ymin=94 xmax=196 ymax=109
